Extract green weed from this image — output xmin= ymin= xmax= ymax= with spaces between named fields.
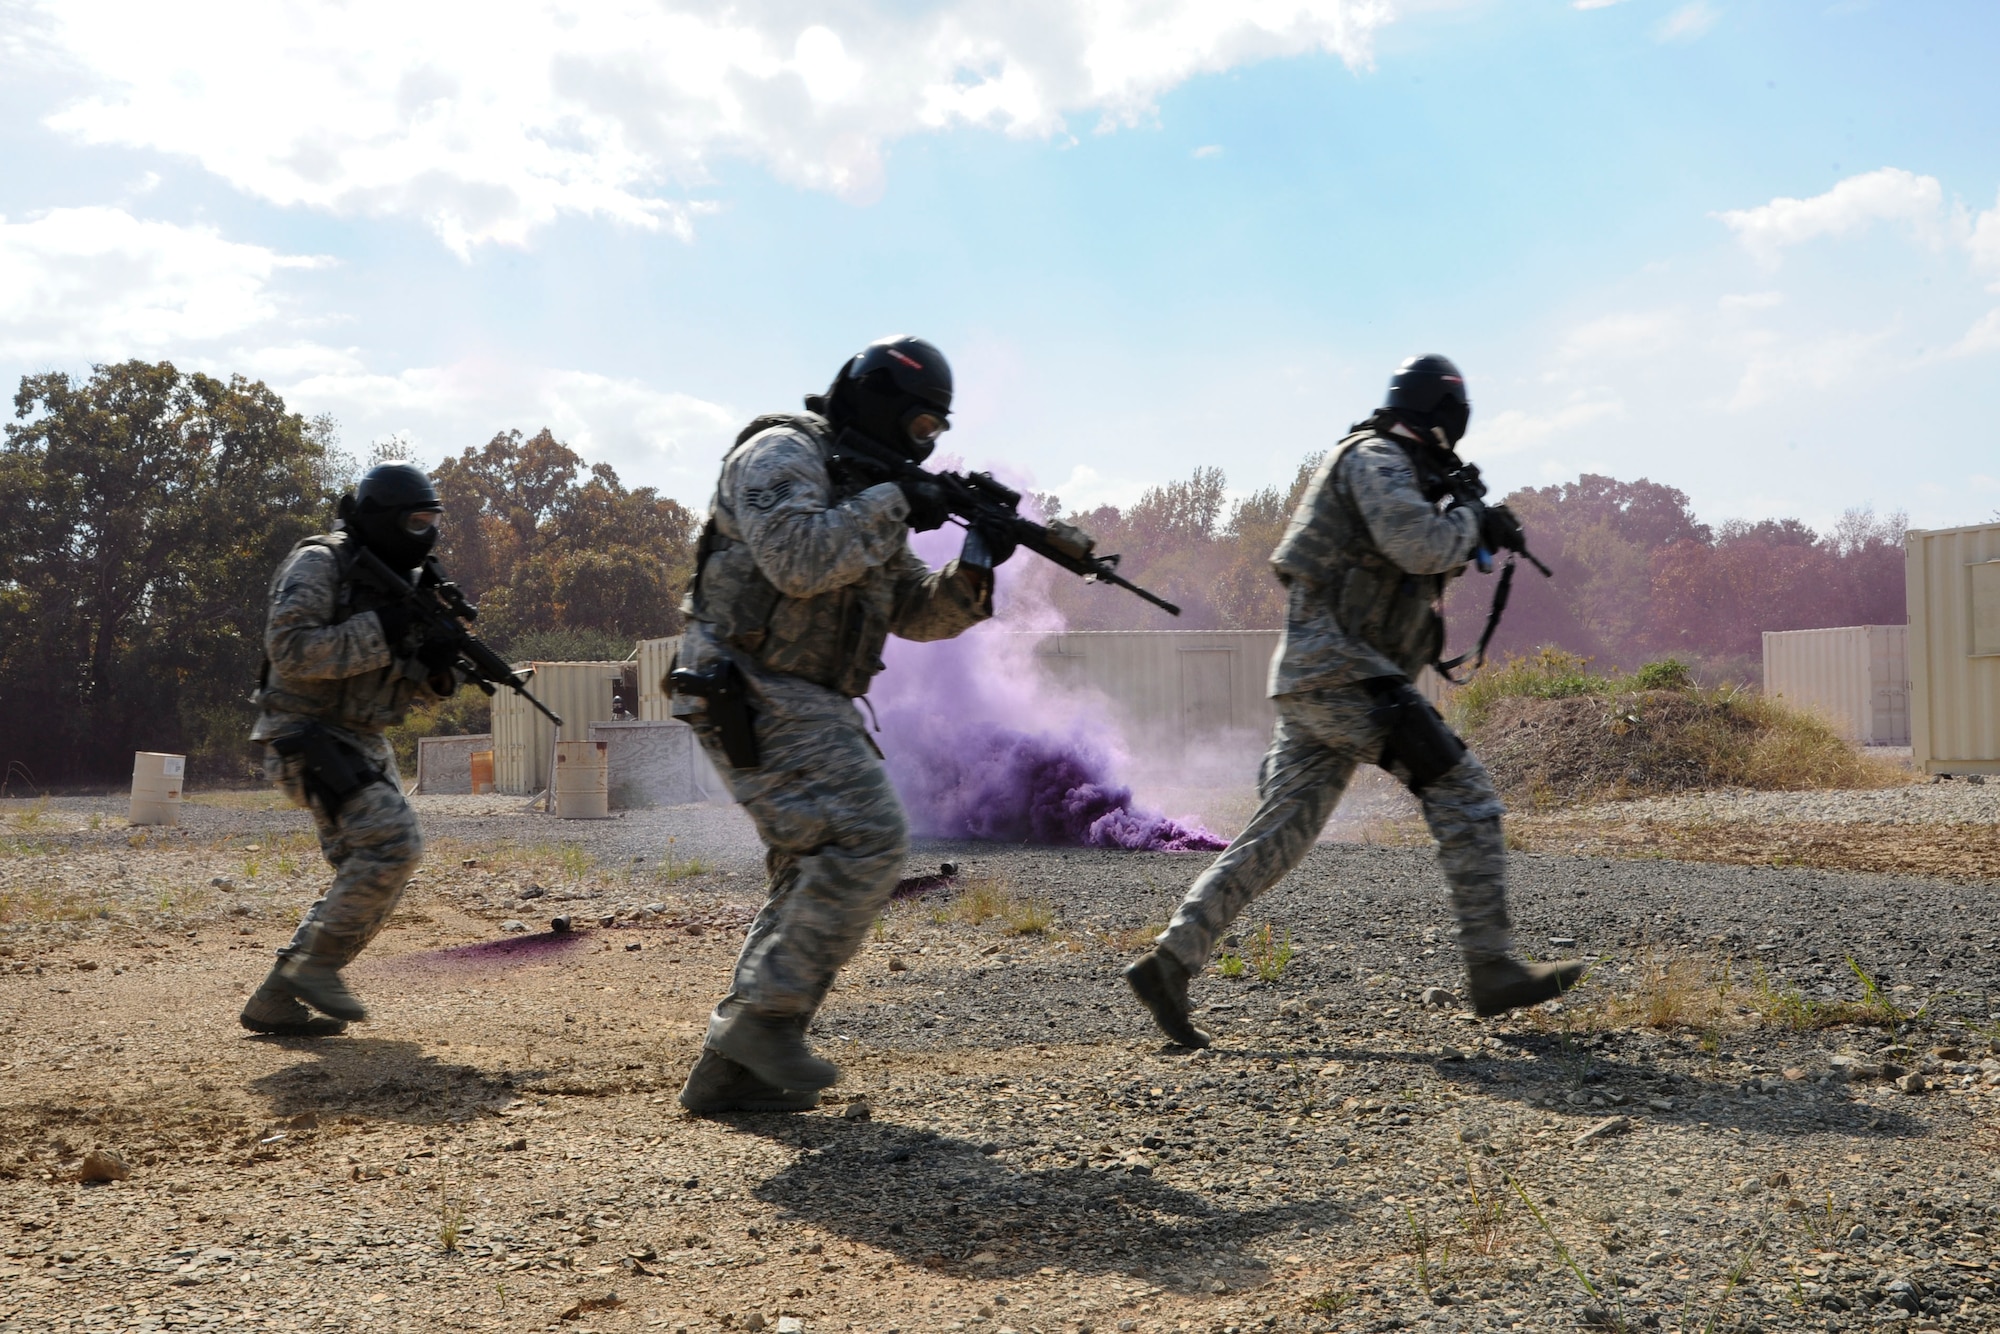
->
xmin=1004 ymin=896 xmax=1055 ymax=936
xmin=1217 ymin=950 xmax=1246 ymax=979
xmin=658 ymin=837 xmax=710 ymax=883
xmin=1249 ymin=924 xmax=1295 ymax=982
xmin=1506 ymin=1172 xmax=1625 ymax=1329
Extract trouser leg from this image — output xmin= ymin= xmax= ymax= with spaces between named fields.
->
xmin=1156 ymin=695 xmax=1362 ymax=972
xmin=697 ymin=714 xmax=908 ymax=1040
xmin=274 ymin=749 xmax=423 ymax=967
xmin=1413 ymin=752 xmax=1513 ymax=963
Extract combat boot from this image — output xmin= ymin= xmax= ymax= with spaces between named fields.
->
xmin=709 ymin=1014 xmax=840 ymax=1091
xmin=1124 ymin=949 xmax=1212 ymax=1049
xmin=1465 ymin=956 xmax=1587 ymax=1017
xmin=240 ymin=967 xmax=350 ymax=1037
xmin=275 ymin=955 xmax=369 ymax=1023
xmin=677 ymin=1048 xmax=821 ymax=1115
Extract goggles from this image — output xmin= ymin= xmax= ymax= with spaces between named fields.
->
xmin=903 ymin=407 xmax=949 ymax=448
xmin=402 ymin=508 xmax=444 ymax=536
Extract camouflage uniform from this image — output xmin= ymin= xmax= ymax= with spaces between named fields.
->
xmin=676 ymin=414 xmax=990 ymax=1052
xmin=242 ymin=533 xmax=451 ymax=1026
xmin=1156 ymin=427 xmax=1518 ymax=970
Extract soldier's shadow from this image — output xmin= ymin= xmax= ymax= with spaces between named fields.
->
xmin=735 ymin=1117 xmax=1344 ymax=1288
xmin=246 ymin=1037 xmax=540 ymax=1125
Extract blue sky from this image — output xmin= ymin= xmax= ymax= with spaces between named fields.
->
xmin=2 ymin=0 xmax=1997 ymax=532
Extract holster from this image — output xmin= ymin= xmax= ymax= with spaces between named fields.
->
xmin=270 ymin=723 xmax=382 ymax=818
xmin=1362 ymin=675 xmax=1467 ymax=794
xmin=668 ymin=660 xmax=761 ymax=770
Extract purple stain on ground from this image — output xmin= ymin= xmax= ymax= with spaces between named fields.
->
xmin=404 ymin=931 xmax=585 ymax=968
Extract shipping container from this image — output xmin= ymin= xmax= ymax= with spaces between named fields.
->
xmin=1907 ymin=521 xmax=2000 ymax=775
xmin=1006 ymin=631 xmax=1451 ymax=751
xmin=1760 ymin=626 xmax=1909 ymax=745
xmin=491 ymin=661 xmax=626 ymax=793
xmin=636 ymin=636 xmax=678 ymax=721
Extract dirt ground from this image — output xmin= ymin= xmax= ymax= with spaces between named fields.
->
xmin=3 ymin=792 xmax=1998 ymax=1334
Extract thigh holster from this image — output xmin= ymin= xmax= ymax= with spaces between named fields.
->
xmin=1362 ymin=676 xmax=1467 ymax=793
xmin=269 ymin=724 xmax=383 ymax=819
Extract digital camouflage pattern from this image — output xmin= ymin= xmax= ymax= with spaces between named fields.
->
xmin=249 ymin=531 xmax=445 ymax=977
xmin=680 ymin=419 xmax=991 ymax=1039
xmin=1269 ymin=432 xmax=1479 ymax=695
xmin=265 ymin=737 xmax=423 ymax=967
xmin=1156 ymin=685 xmax=1513 ymax=968
xmin=680 ymin=417 xmax=990 ymax=706
xmin=1158 ymin=424 xmax=1516 ymax=969
xmin=250 ymin=534 xmax=443 ymax=739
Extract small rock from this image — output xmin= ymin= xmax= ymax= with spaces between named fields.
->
xmin=1847 ymin=1223 xmax=1868 ymax=1241
xmin=520 ymin=885 xmax=547 ymax=900
xmin=842 ymin=1097 xmax=872 ymax=1121
xmin=1737 ymin=1179 xmax=1764 ymax=1198
xmin=1570 ymin=1116 xmax=1630 ymax=1148
xmin=209 ymin=877 xmax=234 ymax=890
xmin=776 ymin=1319 xmax=804 ymax=1334
xmin=1895 ymin=1072 xmax=1928 ymax=1094
xmin=683 ymin=924 xmax=703 ymax=937
xmin=1421 ymin=986 xmax=1459 ymax=1009
xmin=625 ymin=942 xmax=642 ymax=952
xmin=500 ymin=920 xmax=528 ymax=934
xmin=742 ymin=1315 xmax=767 ymax=1333
xmin=1548 ymin=936 xmax=1577 ymax=948
xmin=599 ymin=914 xmax=615 ymax=927
xmin=887 ymin=958 xmax=908 ymax=972
xmin=78 ymin=1149 xmax=130 ymax=1183
xmin=1781 ymin=1067 xmax=1807 ymax=1081
xmin=969 ymin=1251 xmax=999 ymax=1265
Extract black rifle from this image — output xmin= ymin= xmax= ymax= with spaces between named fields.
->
xmin=350 ymin=546 xmax=564 ymax=728
xmin=825 ymin=429 xmax=1181 ymax=617
xmin=1421 ymin=456 xmax=1554 ymax=681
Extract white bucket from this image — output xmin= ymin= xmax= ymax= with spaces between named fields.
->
xmin=129 ymin=752 xmax=185 ymax=826
xmin=552 ymin=740 xmax=610 ymax=819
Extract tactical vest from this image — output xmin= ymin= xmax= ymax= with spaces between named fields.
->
xmin=682 ymin=414 xmax=900 ymax=698
xmin=1270 ymin=428 xmax=1454 ymax=678
xmin=254 ymin=532 xmax=427 ymax=734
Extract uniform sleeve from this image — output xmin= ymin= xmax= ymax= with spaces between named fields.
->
xmin=265 ymin=546 xmax=393 ymax=680
xmin=730 ymin=432 xmax=912 ymax=599
xmin=886 ymin=550 xmax=993 ymax=642
xmin=1345 ymin=443 xmax=1479 ymax=576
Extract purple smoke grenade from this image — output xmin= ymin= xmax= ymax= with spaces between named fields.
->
xmin=873 ymin=513 xmax=1224 ymax=853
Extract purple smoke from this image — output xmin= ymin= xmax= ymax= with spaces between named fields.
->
xmin=871 ymin=500 xmax=1225 ymax=853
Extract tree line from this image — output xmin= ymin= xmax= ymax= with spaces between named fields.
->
xmin=0 ymin=361 xmax=693 ymax=786
xmin=0 ymin=358 xmax=1909 ymax=787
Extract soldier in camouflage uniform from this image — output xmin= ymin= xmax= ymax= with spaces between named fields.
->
xmin=241 ymin=463 xmax=462 ymax=1037
xmin=1126 ymin=356 xmax=1584 ymax=1048
xmin=672 ymin=336 xmax=1006 ymax=1114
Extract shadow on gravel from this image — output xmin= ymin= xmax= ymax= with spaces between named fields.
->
xmin=741 ymin=1118 xmax=1345 ymax=1288
xmin=247 ymin=1038 xmax=539 ymax=1125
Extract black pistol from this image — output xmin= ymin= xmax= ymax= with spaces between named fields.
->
xmin=668 ymin=661 xmax=760 ymax=770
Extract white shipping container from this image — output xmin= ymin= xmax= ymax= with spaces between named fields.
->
xmin=1907 ymin=521 xmax=2000 ymax=775
xmin=636 ymin=636 xmax=678 ymax=721
xmin=491 ymin=662 xmax=626 ymax=794
xmin=1760 ymin=626 xmax=1909 ymax=745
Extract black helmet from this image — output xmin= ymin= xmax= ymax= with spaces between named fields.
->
xmin=1383 ymin=353 xmax=1470 ymax=447
xmin=346 ymin=461 xmax=443 ymax=569
xmin=818 ymin=335 xmax=954 ymax=462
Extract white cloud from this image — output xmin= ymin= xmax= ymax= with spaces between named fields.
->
xmin=1654 ymin=2 xmax=1718 ymax=42
xmin=1716 ymin=167 xmax=1944 ymax=264
xmin=1571 ymin=0 xmax=1626 ymax=9
xmin=1556 ymin=310 xmax=1684 ymax=363
xmin=1948 ymin=308 xmax=2000 ymax=359
xmin=1967 ymin=189 xmax=2000 ymax=287
xmin=239 ymin=343 xmax=737 ymax=490
xmin=0 ymin=206 xmax=326 ymax=359
xmin=28 ymin=0 xmax=1393 ymax=254
xmin=1725 ymin=323 xmax=1898 ymax=410
xmin=1468 ymin=395 xmax=1624 ymax=457
xmin=1192 ymin=144 xmax=1224 ymax=159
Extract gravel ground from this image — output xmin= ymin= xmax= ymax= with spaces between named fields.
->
xmin=3 ymin=794 xmax=1998 ymax=1334
xmin=1592 ymin=780 xmax=2000 ymax=828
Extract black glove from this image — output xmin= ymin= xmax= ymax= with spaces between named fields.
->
xmin=1478 ymin=502 xmax=1526 ymax=555
xmin=416 ymin=632 xmax=462 ymax=673
xmin=898 ymin=477 xmax=952 ymax=533
xmin=374 ymin=601 xmax=415 ymax=646
xmin=960 ymin=519 xmax=1018 ymax=570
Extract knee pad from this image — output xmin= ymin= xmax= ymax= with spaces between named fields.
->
xmin=1364 ymin=677 xmax=1467 ymax=793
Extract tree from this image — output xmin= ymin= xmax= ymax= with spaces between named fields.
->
xmin=430 ymin=429 xmax=697 ymax=653
xmin=0 ymin=361 xmax=333 ymax=784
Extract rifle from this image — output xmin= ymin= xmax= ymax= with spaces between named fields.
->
xmin=1425 ymin=457 xmax=1554 ymax=681
xmin=349 ymin=546 xmax=565 ymax=728
xmin=825 ymin=429 xmax=1181 ymax=617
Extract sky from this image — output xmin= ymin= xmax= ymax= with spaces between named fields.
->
xmin=2 ymin=0 xmax=1997 ymax=533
